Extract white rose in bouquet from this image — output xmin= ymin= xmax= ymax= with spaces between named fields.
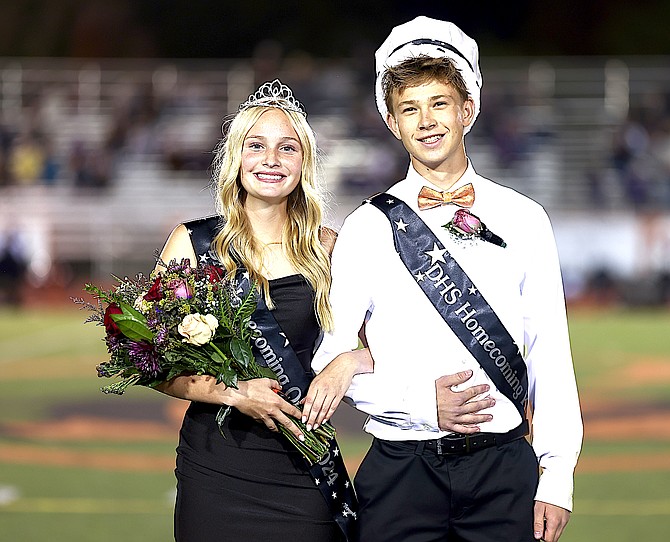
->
xmin=178 ymin=313 xmax=219 ymax=346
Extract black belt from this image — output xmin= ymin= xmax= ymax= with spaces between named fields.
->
xmin=422 ymin=420 xmax=529 ymax=455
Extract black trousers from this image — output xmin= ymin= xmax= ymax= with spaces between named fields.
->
xmin=353 ymin=437 xmax=539 ymax=542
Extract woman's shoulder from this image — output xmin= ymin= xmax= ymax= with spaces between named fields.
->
xmin=159 ymin=214 xmax=220 ymax=268
xmin=180 ymin=215 xmax=223 ymax=259
xmin=157 ymin=224 xmax=197 ymax=270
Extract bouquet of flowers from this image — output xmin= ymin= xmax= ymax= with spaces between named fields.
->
xmin=74 ymin=257 xmax=335 ymax=464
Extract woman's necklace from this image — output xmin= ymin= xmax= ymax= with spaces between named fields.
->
xmin=261 ymin=241 xmax=283 ymax=248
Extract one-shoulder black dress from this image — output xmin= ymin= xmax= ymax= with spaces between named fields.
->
xmin=173 ymin=274 xmax=343 ymax=541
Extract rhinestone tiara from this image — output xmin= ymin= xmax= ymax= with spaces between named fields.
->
xmin=238 ymin=79 xmax=306 ymax=116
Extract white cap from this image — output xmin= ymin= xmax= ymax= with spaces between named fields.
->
xmin=375 ymin=16 xmax=482 ymax=134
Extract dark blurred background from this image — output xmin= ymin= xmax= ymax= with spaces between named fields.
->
xmin=1 ymin=0 xmax=669 ymax=58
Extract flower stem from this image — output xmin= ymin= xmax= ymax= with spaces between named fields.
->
xmin=278 ymin=415 xmax=337 ymax=464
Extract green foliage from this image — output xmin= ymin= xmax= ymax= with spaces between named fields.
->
xmin=111 ymin=305 xmax=153 ymax=342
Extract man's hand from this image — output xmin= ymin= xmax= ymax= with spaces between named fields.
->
xmin=534 ymin=501 xmax=570 ymax=541
xmin=435 ymin=370 xmax=494 ymax=433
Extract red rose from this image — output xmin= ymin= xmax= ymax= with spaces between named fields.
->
xmin=204 ymin=265 xmax=224 ymax=283
xmin=104 ymin=303 xmax=124 ymax=337
xmin=144 ymin=276 xmax=162 ymax=301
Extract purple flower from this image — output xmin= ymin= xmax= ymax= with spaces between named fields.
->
xmin=146 ymin=314 xmax=160 ymax=328
xmin=167 ymin=258 xmax=192 ymax=274
xmin=105 ymin=334 xmax=123 ymax=353
xmin=127 ymin=341 xmax=161 ymax=378
xmin=154 ymin=326 xmax=169 ymax=347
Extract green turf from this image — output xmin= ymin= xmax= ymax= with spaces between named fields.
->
xmin=571 ymin=471 xmax=670 ymax=540
xmin=1 ymin=306 xmax=669 ymax=541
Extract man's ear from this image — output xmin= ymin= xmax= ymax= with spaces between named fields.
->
xmin=462 ymin=97 xmax=476 ymax=128
xmin=386 ymin=112 xmax=402 ymax=140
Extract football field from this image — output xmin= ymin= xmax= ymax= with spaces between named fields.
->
xmin=1 ymin=305 xmax=669 ymax=541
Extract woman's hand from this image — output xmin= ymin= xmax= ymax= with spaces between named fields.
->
xmin=302 ymin=348 xmax=373 ymax=430
xmin=225 ymin=378 xmax=305 ymax=441
xmin=157 ymin=374 xmax=305 ymax=440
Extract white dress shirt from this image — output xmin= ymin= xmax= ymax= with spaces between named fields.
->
xmin=313 ymin=162 xmax=583 ymax=511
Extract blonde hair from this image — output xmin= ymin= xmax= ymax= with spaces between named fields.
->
xmin=211 ymin=105 xmax=334 ymax=331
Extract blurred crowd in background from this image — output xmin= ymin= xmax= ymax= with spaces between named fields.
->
xmin=1 ymin=0 xmax=670 ymax=309
xmin=1 ymin=55 xmax=670 ymax=309
xmin=2 ymin=59 xmax=670 ymax=201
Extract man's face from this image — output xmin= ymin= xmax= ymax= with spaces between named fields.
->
xmin=386 ymin=80 xmax=474 ymax=175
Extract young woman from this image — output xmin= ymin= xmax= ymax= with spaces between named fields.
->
xmin=154 ymin=80 xmax=367 ymax=541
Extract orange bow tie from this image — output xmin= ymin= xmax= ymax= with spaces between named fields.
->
xmin=418 ymin=183 xmax=475 ymax=210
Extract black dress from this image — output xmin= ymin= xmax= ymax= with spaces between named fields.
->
xmin=173 ymin=274 xmax=343 ymax=541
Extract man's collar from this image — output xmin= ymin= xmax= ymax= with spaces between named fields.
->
xmin=407 ymin=159 xmax=476 ymax=192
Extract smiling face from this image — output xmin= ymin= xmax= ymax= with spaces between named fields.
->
xmin=386 ymin=80 xmax=474 ymax=186
xmin=240 ymin=108 xmax=304 ymax=208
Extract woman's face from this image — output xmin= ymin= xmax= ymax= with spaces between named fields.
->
xmin=240 ymin=108 xmax=303 ymax=208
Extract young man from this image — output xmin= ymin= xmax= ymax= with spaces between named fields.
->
xmin=306 ymin=16 xmax=582 ymax=542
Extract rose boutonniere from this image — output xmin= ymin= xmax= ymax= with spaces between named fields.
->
xmin=443 ymin=209 xmax=507 ymax=248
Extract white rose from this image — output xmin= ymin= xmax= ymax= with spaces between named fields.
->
xmin=178 ymin=313 xmax=219 ymax=346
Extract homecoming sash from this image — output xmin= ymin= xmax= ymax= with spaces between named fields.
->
xmin=366 ymin=194 xmax=529 ymax=418
xmin=185 ymin=216 xmax=358 ymax=541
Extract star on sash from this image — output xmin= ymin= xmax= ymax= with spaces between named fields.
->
xmin=414 ymin=271 xmax=425 ymax=282
xmin=468 ymin=285 xmax=478 ymax=295
xmin=199 ymin=253 xmax=210 ymax=264
xmin=394 ymin=218 xmax=409 ymax=232
xmin=386 ymin=198 xmax=395 ymax=204
xmin=425 ymin=243 xmax=447 ymax=265
xmin=186 ymin=228 xmax=193 ymax=235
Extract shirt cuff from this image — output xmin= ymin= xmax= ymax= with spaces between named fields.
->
xmin=534 ymin=464 xmax=575 ymax=512
xmin=402 ymin=379 xmax=440 ymax=432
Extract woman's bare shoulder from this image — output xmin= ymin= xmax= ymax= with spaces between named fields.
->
xmin=156 ymin=224 xmax=197 ymax=270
